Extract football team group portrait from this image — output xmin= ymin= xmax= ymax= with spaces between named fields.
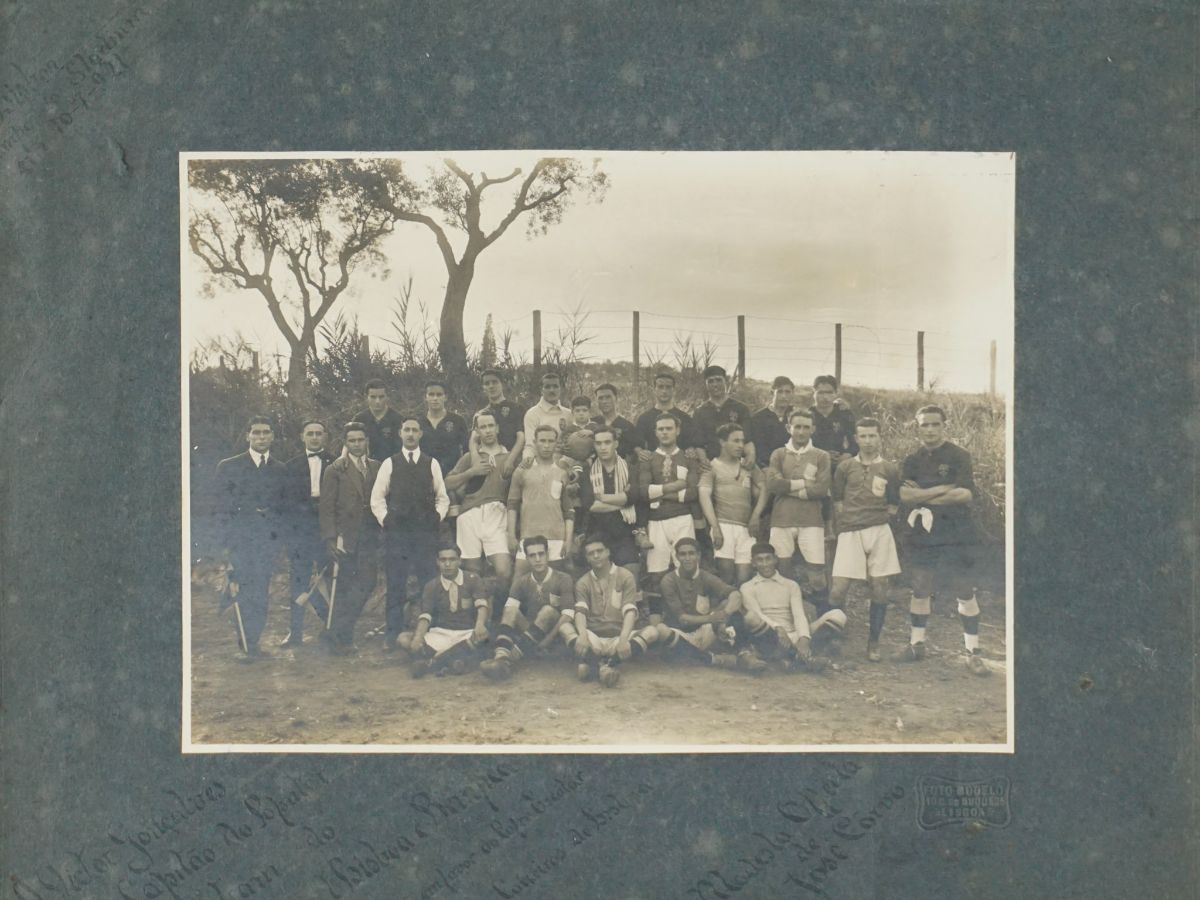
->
xmin=184 ymin=152 xmax=1012 ymax=748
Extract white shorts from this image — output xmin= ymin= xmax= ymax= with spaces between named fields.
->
xmin=672 ymin=623 xmax=718 ymax=651
xmin=422 ymin=627 xmax=474 ymax=655
xmin=832 ymin=524 xmax=901 ymax=580
xmin=713 ymin=522 xmax=755 ymax=564
xmin=456 ymin=503 xmax=509 ymax=558
xmin=647 ymin=515 xmax=695 ymax=572
xmin=515 ymin=539 xmax=564 ymax=561
xmin=580 ymin=624 xmax=658 ymax=657
xmin=770 ymin=525 xmax=826 ymax=564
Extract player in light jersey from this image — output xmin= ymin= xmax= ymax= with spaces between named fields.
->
xmin=698 ymin=423 xmax=769 ymax=586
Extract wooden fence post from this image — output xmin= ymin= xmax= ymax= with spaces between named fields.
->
xmin=632 ymin=310 xmax=640 ymax=394
xmin=989 ymin=339 xmax=997 ymax=397
xmin=917 ymin=331 xmax=925 ymax=391
xmin=737 ymin=315 xmax=746 ymax=382
xmin=834 ymin=323 xmax=842 ymax=384
xmin=533 ymin=310 xmax=542 ymax=371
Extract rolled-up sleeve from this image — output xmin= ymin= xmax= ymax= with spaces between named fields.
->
xmin=370 ymin=458 xmax=393 ymax=527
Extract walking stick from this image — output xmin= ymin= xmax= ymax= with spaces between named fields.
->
xmin=325 ymin=535 xmax=344 ymax=631
xmin=293 ymin=563 xmax=332 ymax=609
xmin=218 ymin=573 xmax=248 ymax=653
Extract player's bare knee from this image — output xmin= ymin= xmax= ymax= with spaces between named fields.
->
xmin=533 ymin=606 xmax=559 ymax=631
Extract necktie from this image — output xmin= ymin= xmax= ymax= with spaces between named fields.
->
xmin=355 ymin=456 xmax=367 ymax=476
xmin=407 ymin=451 xmax=415 ymax=464
xmin=444 ymin=579 xmax=459 ymax=612
xmin=256 ymin=455 xmax=265 ymax=469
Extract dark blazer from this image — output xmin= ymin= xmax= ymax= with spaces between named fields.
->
xmin=212 ymin=451 xmax=288 ymax=544
xmin=319 ymin=455 xmax=382 ymax=553
xmin=284 ymin=449 xmax=336 ymax=513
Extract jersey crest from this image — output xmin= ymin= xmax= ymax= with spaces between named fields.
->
xmin=937 ymin=463 xmax=951 ymax=478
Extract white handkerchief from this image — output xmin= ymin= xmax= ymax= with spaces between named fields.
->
xmin=907 ymin=507 xmax=934 ymax=533
xmin=804 ymin=463 xmax=818 ymax=480
xmin=871 ymin=475 xmax=888 ymax=498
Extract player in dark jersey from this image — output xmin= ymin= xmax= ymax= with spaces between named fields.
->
xmin=691 ymin=365 xmax=755 ymax=464
xmin=480 ymin=535 xmax=575 ymax=681
xmin=895 ymin=405 xmax=989 ymax=676
xmin=398 ymin=544 xmax=491 ymax=678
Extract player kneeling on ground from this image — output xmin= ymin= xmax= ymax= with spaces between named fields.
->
xmin=397 ymin=544 xmax=491 ymax=679
xmin=480 ymin=536 xmax=576 ymax=681
xmin=740 ymin=543 xmax=844 ymax=672
xmin=660 ymin=538 xmax=767 ymax=674
xmin=829 ymin=418 xmax=902 ymax=662
xmin=562 ymin=536 xmax=665 ymax=688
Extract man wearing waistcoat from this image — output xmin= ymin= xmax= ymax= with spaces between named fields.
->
xmin=369 ymin=415 xmax=450 ymax=650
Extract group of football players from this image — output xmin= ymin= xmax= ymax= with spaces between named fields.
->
xmin=207 ymin=364 xmax=991 ymax=686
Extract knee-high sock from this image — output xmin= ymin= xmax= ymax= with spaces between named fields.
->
xmin=868 ymin=600 xmax=888 ymax=642
xmin=957 ymin=594 xmax=981 ymax=651
xmin=667 ymin=632 xmax=713 ymax=664
xmin=910 ymin=595 xmax=931 ymax=644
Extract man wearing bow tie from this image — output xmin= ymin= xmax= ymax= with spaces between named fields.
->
xmin=213 ymin=416 xmax=288 ymax=658
xmin=370 ymin=416 xmax=451 ymax=650
xmin=318 ymin=422 xmax=381 ymax=653
xmin=282 ymin=419 xmax=336 ymax=646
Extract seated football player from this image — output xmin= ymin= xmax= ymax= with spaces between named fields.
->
xmin=397 ymin=544 xmax=491 ymax=679
xmin=480 ymin=535 xmax=576 ymax=681
xmin=561 ymin=536 xmax=664 ymax=688
xmin=659 ymin=538 xmax=766 ymax=673
xmin=739 ymin=543 xmax=845 ymax=672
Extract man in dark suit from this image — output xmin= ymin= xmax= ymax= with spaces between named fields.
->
xmin=282 ymin=419 xmax=336 ymax=646
xmin=213 ymin=415 xmax=288 ymax=658
xmin=318 ymin=422 xmax=382 ymax=653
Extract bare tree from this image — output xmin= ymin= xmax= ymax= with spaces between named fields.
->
xmin=187 ymin=159 xmax=400 ymax=398
xmin=371 ymin=157 xmax=609 ymax=374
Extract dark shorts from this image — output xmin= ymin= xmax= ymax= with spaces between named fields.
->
xmin=905 ymin=542 xmax=979 ymax=597
xmin=585 ymin=512 xmax=640 ymax=566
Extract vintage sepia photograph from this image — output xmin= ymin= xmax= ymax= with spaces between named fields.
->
xmin=181 ymin=150 xmax=1013 ymax=752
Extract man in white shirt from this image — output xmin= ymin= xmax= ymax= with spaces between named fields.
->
xmin=369 ymin=415 xmax=450 ymax=650
xmin=521 ymin=370 xmax=571 ymax=462
xmin=739 ymin=543 xmax=844 ymax=672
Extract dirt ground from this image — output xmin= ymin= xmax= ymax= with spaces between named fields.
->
xmin=189 ymin=563 xmax=1008 ymax=748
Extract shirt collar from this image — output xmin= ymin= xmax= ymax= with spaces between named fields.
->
xmin=787 ymin=441 xmax=811 ymax=454
xmin=250 ymin=450 xmax=268 ymax=465
xmin=440 ymin=570 xmax=465 ymax=589
xmin=589 ymin=564 xmax=614 ymax=583
xmin=537 ymin=398 xmax=563 ymax=413
xmin=402 ymin=448 xmax=421 ymax=462
xmin=856 ymin=453 xmax=883 ymax=465
xmin=655 ymin=446 xmax=679 ymax=457
xmin=751 ymin=572 xmax=784 ymax=584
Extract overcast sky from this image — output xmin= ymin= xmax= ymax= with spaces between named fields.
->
xmin=183 ymin=151 xmax=1014 ymax=393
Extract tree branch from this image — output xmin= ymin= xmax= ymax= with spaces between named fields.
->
xmin=481 ymin=160 xmax=551 ymax=248
xmin=478 ymin=168 xmax=522 ymax=190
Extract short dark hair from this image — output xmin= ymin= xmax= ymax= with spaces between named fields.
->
xmin=751 ymin=542 xmax=776 ymax=558
xmin=702 ymin=365 xmax=727 ymax=380
xmin=674 ymin=537 xmax=699 ymax=553
xmin=399 ymin=413 xmax=424 ymax=428
xmin=343 ymin=421 xmax=368 ymax=438
xmin=595 ymin=383 xmax=618 ymax=397
xmin=246 ymin=415 xmax=272 ymax=432
xmin=788 ymin=408 xmax=814 ymax=424
xmin=424 ymin=379 xmax=447 ymax=393
xmin=583 ymin=535 xmax=610 ymax=551
xmin=655 ymin=411 xmax=681 ymax=429
xmin=480 ymin=368 xmax=505 ymax=381
xmin=473 ymin=410 xmax=497 ymax=429
xmin=652 ymin=372 xmax=676 ymax=386
xmin=435 ymin=542 xmax=461 ymax=559
xmin=916 ymin=405 xmax=946 ymax=423
xmin=364 ymin=378 xmax=387 ymax=393
xmin=299 ymin=418 xmax=326 ymax=433
xmin=534 ymin=424 xmax=559 ymax=439
xmin=540 ymin=369 xmax=561 ymax=384
xmin=591 ymin=425 xmax=616 ymax=443
xmin=716 ymin=423 xmax=744 ymax=442
xmin=522 ymin=535 xmax=550 ymax=555
xmin=813 ymin=375 xmax=839 ymax=391
xmin=571 ymin=396 xmax=592 ymax=410
xmin=771 ymin=375 xmax=795 ymax=390
xmin=855 ymin=417 xmax=881 ymax=434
